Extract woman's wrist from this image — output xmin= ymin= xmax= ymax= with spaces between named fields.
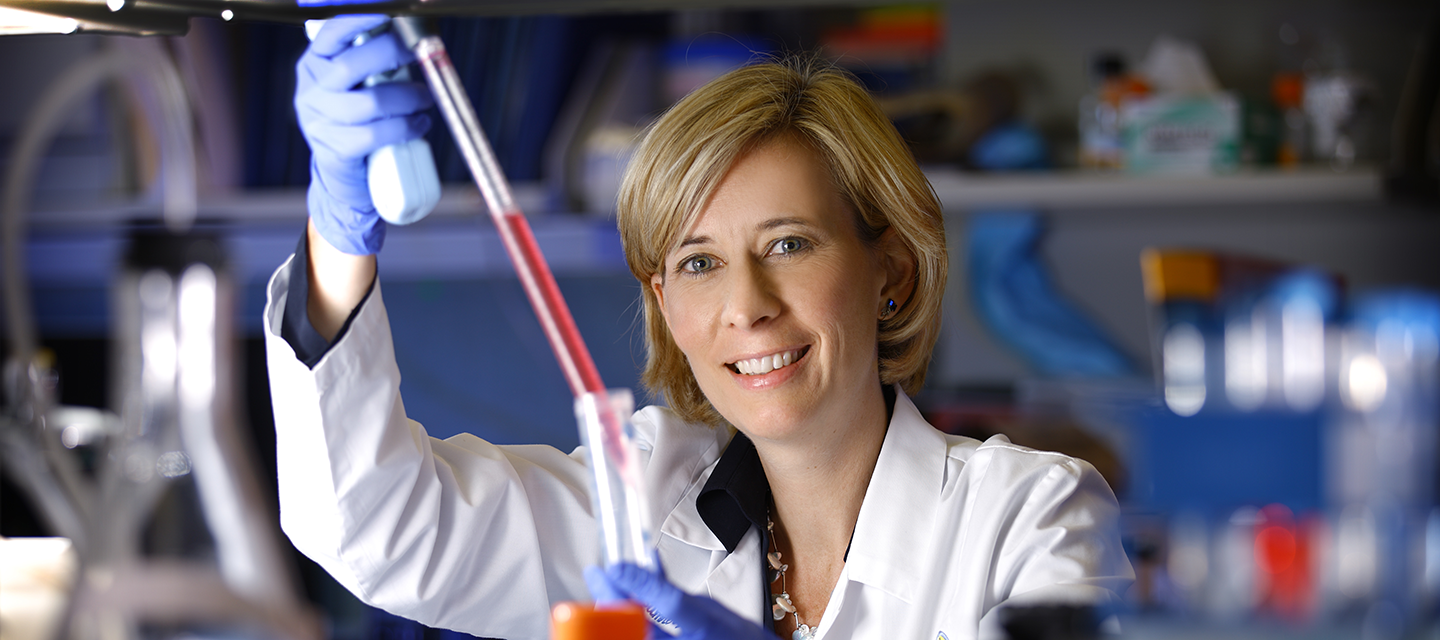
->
xmin=306 ymin=218 xmax=377 ymax=341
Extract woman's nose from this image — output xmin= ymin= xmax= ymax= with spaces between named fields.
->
xmin=722 ymin=261 xmax=781 ymax=329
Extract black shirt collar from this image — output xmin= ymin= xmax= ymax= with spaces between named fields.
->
xmin=696 ymin=431 xmax=770 ymax=553
xmin=692 ymin=385 xmax=897 ymax=554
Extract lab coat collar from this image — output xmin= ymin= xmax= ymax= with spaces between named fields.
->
xmin=657 ymin=438 xmax=733 ymax=554
xmin=654 ymin=429 xmax=768 ymax=622
xmin=656 ymin=388 xmax=947 ymax=604
xmin=844 ymin=387 xmax=947 ymax=604
xmin=696 ymin=432 xmax=769 ymax=553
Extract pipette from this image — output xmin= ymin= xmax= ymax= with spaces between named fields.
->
xmin=394 ymin=17 xmax=600 ymax=397
xmin=391 ymin=18 xmax=653 ymax=569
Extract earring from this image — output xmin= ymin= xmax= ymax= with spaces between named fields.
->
xmin=880 ymin=298 xmax=897 ymax=320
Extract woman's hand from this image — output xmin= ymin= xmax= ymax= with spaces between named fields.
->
xmin=295 ymin=16 xmax=433 ymax=337
xmin=585 ymin=564 xmax=776 ymax=640
xmin=295 ymin=15 xmax=433 ymax=256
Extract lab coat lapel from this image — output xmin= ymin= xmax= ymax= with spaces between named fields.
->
xmin=655 ymin=457 xmax=766 ymax=625
xmin=657 ymin=476 xmax=726 ymax=554
xmin=704 ymin=526 xmax=765 ymax=624
xmin=648 ymin=413 xmax=734 ymax=562
xmin=843 ymin=389 xmax=946 ymax=603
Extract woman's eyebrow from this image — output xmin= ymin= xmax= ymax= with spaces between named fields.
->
xmin=675 ymin=217 xmax=813 ymax=250
xmin=758 ymin=216 xmax=812 ymax=232
xmin=677 ymin=234 xmax=712 ymax=249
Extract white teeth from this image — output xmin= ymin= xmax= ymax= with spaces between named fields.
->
xmin=733 ymin=349 xmax=802 ymax=376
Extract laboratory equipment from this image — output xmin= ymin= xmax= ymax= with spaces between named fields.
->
xmin=1304 ymin=72 xmax=1375 ymax=171
xmin=74 ymin=226 xmax=318 ymax=640
xmin=0 ymin=44 xmax=318 ymax=640
xmin=393 ymin=16 xmax=654 ymax=570
xmin=1078 ymin=53 xmax=1147 ymax=170
xmin=2 ymin=41 xmax=199 ymax=556
xmin=397 ymin=17 xmax=602 ymax=396
xmin=1140 ymin=248 xmax=1222 ymax=416
xmin=575 ymin=389 xmax=651 ymax=569
xmin=1132 ymin=245 xmax=1440 ymax=633
xmin=550 ymin=601 xmax=647 ymax=640
xmin=1323 ymin=292 xmax=1440 ymax=634
xmin=303 ymin=17 xmax=441 ymax=226
xmin=1140 ymin=249 xmax=1342 ymax=416
xmin=1272 ymin=73 xmax=1306 ymax=167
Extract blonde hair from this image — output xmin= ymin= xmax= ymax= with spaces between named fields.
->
xmin=616 ymin=57 xmax=947 ymax=426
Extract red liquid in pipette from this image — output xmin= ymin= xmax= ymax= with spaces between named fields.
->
xmin=493 ymin=212 xmax=635 ymax=479
xmin=493 ymin=210 xmax=605 ymax=397
xmin=412 ymin=31 xmax=648 ymax=565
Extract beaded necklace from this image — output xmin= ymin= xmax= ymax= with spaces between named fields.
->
xmin=767 ymin=516 xmax=815 ymax=640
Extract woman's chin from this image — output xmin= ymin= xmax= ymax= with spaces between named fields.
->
xmin=715 ymin=394 xmax=825 ymax=442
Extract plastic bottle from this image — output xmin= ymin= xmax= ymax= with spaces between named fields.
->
xmin=550 ymin=602 xmax=648 ymax=640
xmin=1324 ymin=292 xmax=1440 ymax=633
xmin=1078 ymin=53 xmax=1149 ymax=170
xmin=1272 ymin=73 xmax=1306 ymax=168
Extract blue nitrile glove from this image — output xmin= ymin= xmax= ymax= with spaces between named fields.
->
xmin=295 ymin=15 xmax=433 ymax=255
xmin=585 ymin=564 xmax=774 ymax=640
xmin=968 ymin=211 xmax=1134 ymax=377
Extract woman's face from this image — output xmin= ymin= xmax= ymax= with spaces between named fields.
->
xmin=650 ymin=136 xmax=901 ymax=442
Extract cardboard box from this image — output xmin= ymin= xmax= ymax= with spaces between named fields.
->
xmin=1121 ymin=93 xmax=1240 ymax=174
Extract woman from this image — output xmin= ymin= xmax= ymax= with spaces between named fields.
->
xmin=271 ymin=15 xmax=1133 ymax=640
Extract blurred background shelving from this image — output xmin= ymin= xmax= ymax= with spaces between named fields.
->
xmin=23 ymin=165 xmax=1390 ymax=229
xmin=4 ymin=0 xmax=1440 ymax=637
xmin=6 ymin=0 xmax=1437 ymax=501
xmin=926 ymin=165 xmax=1384 ymax=208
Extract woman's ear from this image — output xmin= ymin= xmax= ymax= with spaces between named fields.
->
xmin=650 ymin=272 xmax=670 ymax=324
xmin=878 ymin=227 xmax=918 ymax=311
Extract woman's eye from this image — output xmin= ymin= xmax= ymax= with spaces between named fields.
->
xmin=770 ymin=237 xmax=808 ymax=256
xmin=679 ymin=255 xmax=715 ymax=274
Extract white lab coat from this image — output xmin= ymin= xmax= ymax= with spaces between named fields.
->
xmin=263 ymin=256 xmax=1133 ymax=640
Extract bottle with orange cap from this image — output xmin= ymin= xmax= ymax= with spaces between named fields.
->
xmin=550 ymin=601 xmax=649 ymax=640
xmin=1272 ymin=73 xmax=1307 ymax=168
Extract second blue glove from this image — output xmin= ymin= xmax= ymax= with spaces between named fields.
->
xmin=295 ymin=15 xmax=434 ymax=255
xmin=585 ymin=564 xmax=777 ymax=640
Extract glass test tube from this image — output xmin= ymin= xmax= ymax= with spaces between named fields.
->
xmin=576 ymin=389 xmax=654 ymax=569
xmin=397 ymin=18 xmax=654 ymax=569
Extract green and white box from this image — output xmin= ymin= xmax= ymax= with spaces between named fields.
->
xmin=1121 ymin=93 xmax=1240 ymax=174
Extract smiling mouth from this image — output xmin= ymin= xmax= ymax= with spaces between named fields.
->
xmin=727 ymin=346 xmax=810 ymax=376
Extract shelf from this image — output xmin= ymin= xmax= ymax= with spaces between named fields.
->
xmin=926 ymin=166 xmax=1384 ymax=211
xmin=26 ymin=166 xmax=1388 ymax=232
xmin=17 ymin=165 xmax=1413 ymax=341
xmin=24 ymin=189 xmax=622 ymax=290
xmin=20 ymin=167 xmax=1394 ymax=291
xmin=25 ymin=182 xmax=551 ymax=229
